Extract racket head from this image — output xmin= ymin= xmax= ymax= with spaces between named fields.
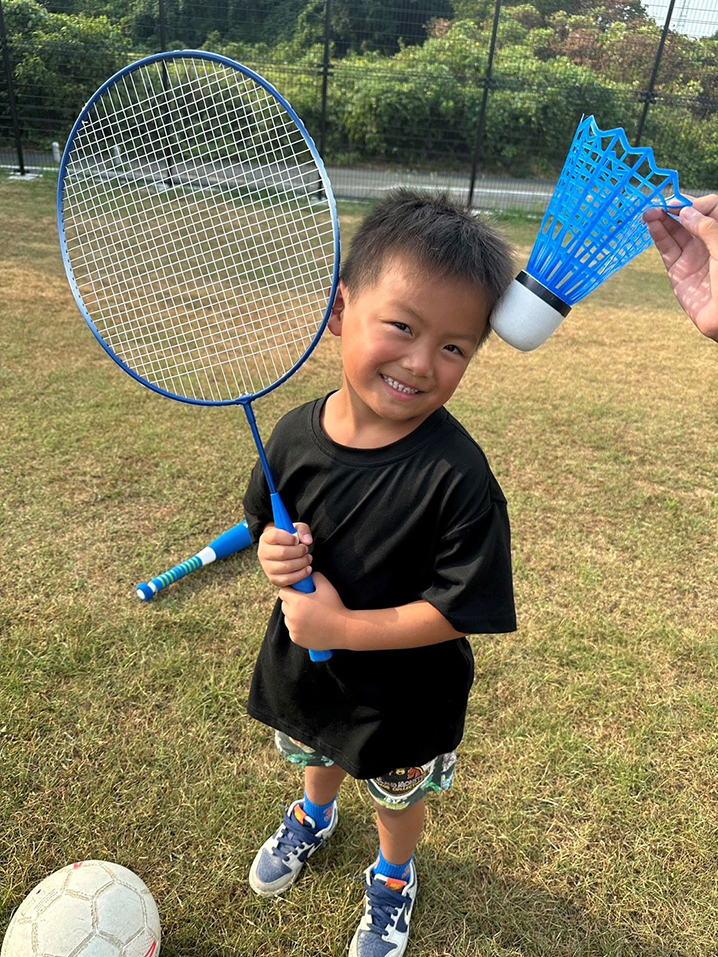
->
xmin=57 ymin=50 xmax=340 ymax=406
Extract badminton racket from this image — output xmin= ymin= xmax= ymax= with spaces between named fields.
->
xmin=136 ymin=519 xmax=252 ymax=601
xmin=58 ymin=50 xmax=340 ymax=661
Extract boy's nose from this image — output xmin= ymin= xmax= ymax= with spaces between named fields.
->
xmin=402 ymin=345 xmax=433 ymax=379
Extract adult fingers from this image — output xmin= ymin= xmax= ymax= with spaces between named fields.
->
xmin=678 ymin=200 xmax=718 ymax=259
xmin=688 ymin=193 xmax=718 ymax=218
xmin=644 ymin=213 xmax=683 ymax=269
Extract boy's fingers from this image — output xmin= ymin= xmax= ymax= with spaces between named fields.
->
xmin=293 ymin=522 xmax=313 ymax=545
xmin=260 ymin=545 xmax=307 ymax=565
xmin=262 ymin=526 xmax=302 ymax=546
xmin=272 ymin=567 xmax=313 ymax=587
xmin=265 ymin=556 xmax=312 ymax=575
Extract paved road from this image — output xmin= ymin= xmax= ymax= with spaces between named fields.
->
xmin=4 ymin=149 xmax=705 ymax=212
xmin=1 ymin=148 xmax=556 ymax=212
xmin=326 ymin=165 xmax=556 ymax=211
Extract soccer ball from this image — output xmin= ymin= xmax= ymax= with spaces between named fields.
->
xmin=1 ymin=860 xmax=161 ymax=957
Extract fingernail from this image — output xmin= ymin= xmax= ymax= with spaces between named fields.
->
xmin=680 ymin=206 xmax=700 ymax=223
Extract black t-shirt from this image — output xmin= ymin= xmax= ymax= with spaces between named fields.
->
xmin=243 ymin=394 xmax=516 ymax=779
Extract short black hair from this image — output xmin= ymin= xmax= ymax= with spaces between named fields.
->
xmin=340 ymin=189 xmax=514 ymax=346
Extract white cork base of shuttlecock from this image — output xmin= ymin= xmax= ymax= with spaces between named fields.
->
xmin=490 ymin=278 xmax=570 ymax=352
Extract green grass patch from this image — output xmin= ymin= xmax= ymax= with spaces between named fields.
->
xmin=1 ymin=174 xmax=717 ymax=956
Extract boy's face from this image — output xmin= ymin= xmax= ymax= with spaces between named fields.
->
xmin=328 ymin=256 xmax=490 ymax=429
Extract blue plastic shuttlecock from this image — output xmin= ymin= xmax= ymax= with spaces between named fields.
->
xmin=490 ymin=115 xmax=691 ymax=351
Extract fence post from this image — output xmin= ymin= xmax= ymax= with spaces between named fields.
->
xmin=159 ymin=0 xmax=167 ymax=53
xmin=467 ymin=0 xmax=501 ymax=208
xmin=635 ymin=0 xmax=677 ymax=146
xmin=319 ymin=0 xmax=332 ymax=160
xmin=0 ymin=0 xmax=24 ymax=175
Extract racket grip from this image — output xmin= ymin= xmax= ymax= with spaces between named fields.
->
xmin=137 ymin=554 xmax=203 ymax=601
xmin=136 ymin=520 xmax=252 ymax=601
xmin=270 ymin=493 xmax=333 ymax=662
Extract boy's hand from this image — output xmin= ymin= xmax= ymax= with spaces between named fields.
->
xmin=257 ymin=522 xmax=313 ymax=587
xmin=279 ymin=572 xmax=349 ymax=651
xmin=644 ymin=194 xmax=718 ymax=342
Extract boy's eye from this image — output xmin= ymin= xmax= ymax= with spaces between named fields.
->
xmin=391 ymin=322 xmax=411 ymax=333
xmin=444 ymin=344 xmax=465 ymax=357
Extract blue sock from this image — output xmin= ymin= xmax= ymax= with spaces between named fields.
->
xmin=301 ymin=792 xmax=335 ymax=829
xmin=374 ymin=848 xmax=413 ymax=882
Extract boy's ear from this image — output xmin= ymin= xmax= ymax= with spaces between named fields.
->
xmin=328 ymin=282 xmax=347 ymax=337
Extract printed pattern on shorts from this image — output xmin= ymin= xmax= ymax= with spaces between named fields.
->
xmin=275 ymin=730 xmax=336 ymax=768
xmin=275 ymin=731 xmax=457 ymax=810
xmin=367 ymin=751 xmax=458 ymax=810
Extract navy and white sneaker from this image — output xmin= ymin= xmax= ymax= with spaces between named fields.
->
xmin=249 ymin=799 xmax=338 ymax=896
xmin=349 ymin=861 xmax=418 ymax=957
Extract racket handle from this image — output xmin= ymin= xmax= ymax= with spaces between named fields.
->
xmin=209 ymin=520 xmax=252 ymax=559
xmin=136 ymin=520 xmax=252 ymax=600
xmin=270 ymin=493 xmax=333 ymax=662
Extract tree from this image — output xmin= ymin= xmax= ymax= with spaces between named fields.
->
xmin=2 ymin=0 xmax=129 ymax=146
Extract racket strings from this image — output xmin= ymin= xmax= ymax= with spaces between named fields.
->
xmin=69 ymin=72 xmax=324 ymax=304
xmin=62 ymin=55 xmax=336 ymax=402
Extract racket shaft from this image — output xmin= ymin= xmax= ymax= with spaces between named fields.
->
xmin=136 ymin=520 xmax=252 ymax=601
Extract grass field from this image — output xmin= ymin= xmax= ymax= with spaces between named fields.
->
xmin=1 ymin=175 xmax=717 ymax=957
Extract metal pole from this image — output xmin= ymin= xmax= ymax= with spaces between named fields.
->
xmin=159 ymin=0 xmax=167 ymax=53
xmin=0 ymin=0 xmax=24 ymax=175
xmin=467 ymin=0 xmax=501 ymax=208
xmin=635 ymin=0 xmax=677 ymax=145
xmin=319 ymin=0 xmax=332 ymax=159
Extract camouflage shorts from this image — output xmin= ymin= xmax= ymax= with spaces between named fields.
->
xmin=274 ymin=731 xmax=458 ymax=810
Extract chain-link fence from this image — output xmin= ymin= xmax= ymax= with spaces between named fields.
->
xmin=1 ymin=0 xmax=717 ymax=210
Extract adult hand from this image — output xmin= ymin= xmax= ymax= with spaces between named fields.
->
xmin=644 ymin=194 xmax=718 ymax=342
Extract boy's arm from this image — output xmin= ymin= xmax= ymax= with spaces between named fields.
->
xmin=343 ymin=600 xmax=465 ymax=650
xmin=279 ymin=572 xmax=464 ymax=652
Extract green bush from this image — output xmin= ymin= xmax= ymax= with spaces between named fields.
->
xmin=4 ymin=3 xmax=717 ymax=187
xmin=2 ymin=0 xmax=129 ymax=148
xmin=643 ymin=107 xmax=718 ymax=188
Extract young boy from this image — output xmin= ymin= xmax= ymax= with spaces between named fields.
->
xmin=242 ymin=190 xmax=517 ymax=956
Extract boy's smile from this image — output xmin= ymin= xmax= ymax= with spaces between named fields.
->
xmin=324 ymin=256 xmax=490 ymax=446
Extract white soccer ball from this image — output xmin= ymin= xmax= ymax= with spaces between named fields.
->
xmin=1 ymin=860 xmax=161 ymax=957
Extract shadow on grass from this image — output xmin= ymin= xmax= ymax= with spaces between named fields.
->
xmin=417 ymin=852 xmax=686 ymax=957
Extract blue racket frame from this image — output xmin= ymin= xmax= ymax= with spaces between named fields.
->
xmin=58 ymin=50 xmax=341 ymax=662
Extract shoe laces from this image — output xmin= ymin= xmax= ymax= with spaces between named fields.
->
xmin=273 ymin=806 xmax=323 ymax=861
xmin=365 ymin=876 xmax=406 ymax=935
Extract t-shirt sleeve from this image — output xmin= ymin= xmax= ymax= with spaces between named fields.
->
xmin=243 ymin=458 xmax=272 ymax=543
xmin=419 ymin=497 xmax=516 ymax=635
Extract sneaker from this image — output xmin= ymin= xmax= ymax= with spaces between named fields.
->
xmin=248 ymin=799 xmax=338 ymax=896
xmin=348 ymin=861 xmax=418 ymax=957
